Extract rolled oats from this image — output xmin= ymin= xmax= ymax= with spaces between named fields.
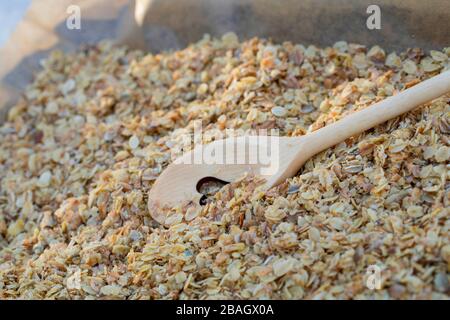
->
xmin=0 ymin=36 xmax=448 ymax=300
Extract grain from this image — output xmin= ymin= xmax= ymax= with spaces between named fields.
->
xmin=0 ymin=36 xmax=448 ymax=300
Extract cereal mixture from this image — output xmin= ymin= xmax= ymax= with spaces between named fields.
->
xmin=0 ymin=33 xmax=449 ymax=299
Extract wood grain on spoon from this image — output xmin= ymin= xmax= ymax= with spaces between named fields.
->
xmin=148 ymin=71 xmax=450 ymax=224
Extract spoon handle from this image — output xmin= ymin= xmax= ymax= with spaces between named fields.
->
xmin=305 ymin=70 xmax=450 ymax=156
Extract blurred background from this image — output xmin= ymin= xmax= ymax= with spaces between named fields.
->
xmin=0 ymin=1 xmax=30 ymax=46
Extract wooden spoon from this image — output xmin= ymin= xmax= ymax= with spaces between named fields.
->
xmin=148 ymin=71 xmax=450 ymax=224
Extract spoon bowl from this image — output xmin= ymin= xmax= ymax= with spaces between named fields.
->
xmin=148 ymin=135 xmax=307 ymax=224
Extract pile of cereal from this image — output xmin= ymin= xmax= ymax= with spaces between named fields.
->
xmin=0 ymin=33 xmax=448 ymax=299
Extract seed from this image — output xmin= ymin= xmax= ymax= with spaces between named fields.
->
xmin=129 ymin=135 xmax=140 ymax=149
xmin=385 ymin=52 xmax=401 ymax=68
xmin=333 ymin=41 xmax=348 ymax=52
xmin=7 ymin=219 xmax=24 ymax=238
xmin=403 ymin=60 xmax=418 ymax=74
xmin=308 ymin=227 xmax=321 ymax=242
xmin=389 ymin=141 xmax=407 ymax=153
xmin=38 ymin=171 xmax=52 ymax=187
xmin=344 ymin=164 xmax=363 ymax=173
xmin=112 ymin=244 xmax=130 ymax=256
xmin=328 ymin=217 xmax=346 ymax=231
xmin=421 ymin=57 xmax=441 ymax=72
xmin=271 ymin=106 xmax=287 ymax=117
xmin=407 ymin=205 xmax=423 ymax=218
xmin=389 ymin=216 xmax=403 ymax=234
xmin=367 ymin=45 xmax=385 ymax=61
xmin=175 ymin=271 xmax=187 ymax=284
xmin=247 ymin=108 xmax=259 ymax=121
xmin=197 ymin=83 xmax=208 ymax=95
xmin=300 ymin=104 xmax=315 ymax=114
xmin=45 ymin=101 xmax=59 ymax=114
xmin=430 ymin=50 xmax=448 ymax=62
xmin=185 ymin=206 xmax=201 ymax=221
xmin=433 ymin=273 xmax=449 ymax=293
xmin=164 ymin=213 xmax=183 ymax=226
xmin=287 ymin=185 xmax=300 ymax=194
xmin=352 ymin=54 xmax=367 ymax=69
xmin=100 ymin=285 xmax=122 ymax=296
xmin=129 ymin=230 xmax=143 ymax=242
xmin=158 ymin=284 xmax=168 ymax=295
xmin=434 ymin=146 xmax=449 ymax=162
xmin=221 ymin=32 xmax=239 ymax=48
xmin=273 ymin=259 xmax=294 ymax=277
xmin=217 ymin=114 xmax=227 ymax=125
xmin=60 ymin=79 xmax=76 ymax=95
xmin=441 ymin=245 xmax=450 ymax=263
xmin=103 ymin=130 xmax=116 ymax=142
